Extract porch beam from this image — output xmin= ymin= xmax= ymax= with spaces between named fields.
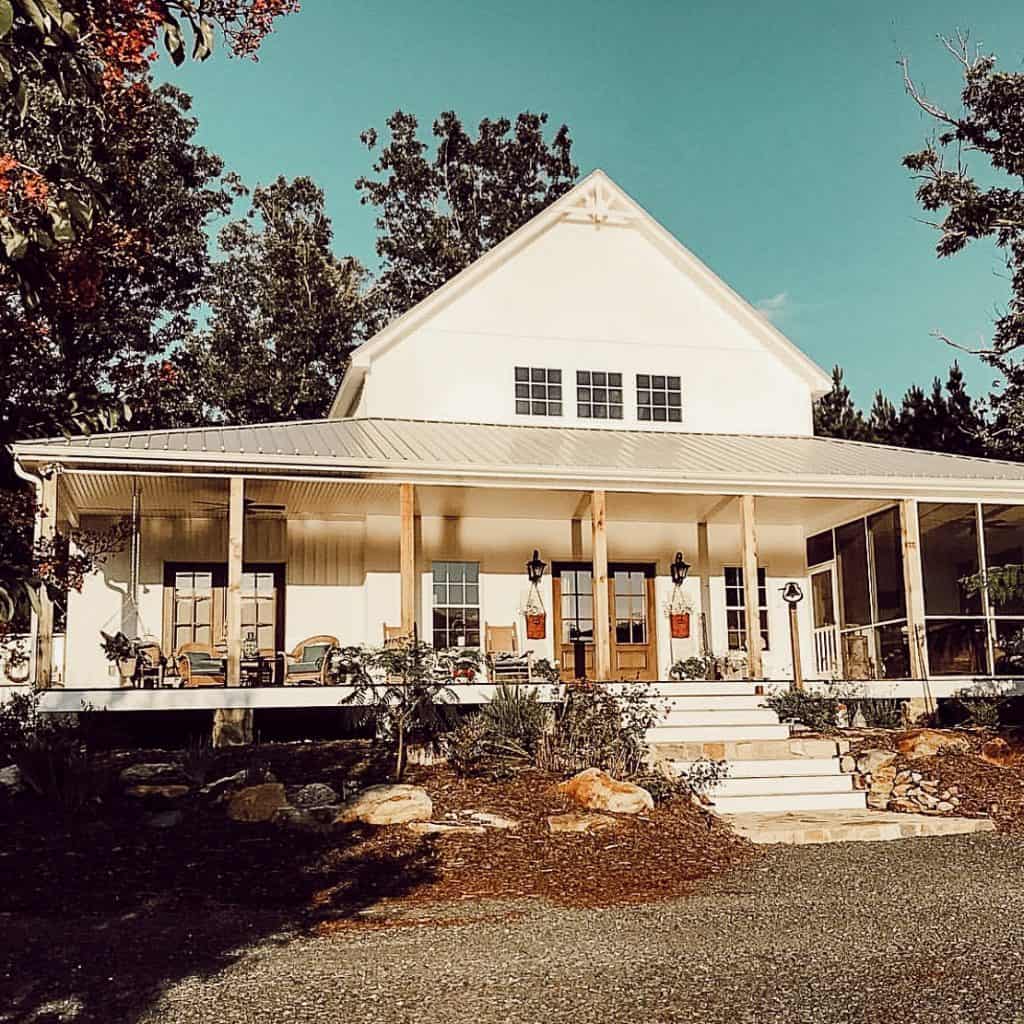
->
xmin=739 ymin=494 xmax=764 ymax=679
xmin=400 ymin=483 xmax=416 ymax=637
xmin=225 ymin=476 xmax=244 ymax=687
xmin=35 ymin=469 xmax=58 ymax=689
xmin=899 ymin=498 xmax=929 ymax=679
xmin=697 ymin=520 xmax=713 ymax=655
xmin=591 ymin=489 xmax=611 ymax=681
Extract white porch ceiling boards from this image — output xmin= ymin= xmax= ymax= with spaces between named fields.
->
xmin=16 ymin=416 xmax=1024 ymax=501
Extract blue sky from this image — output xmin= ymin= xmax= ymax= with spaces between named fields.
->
xmin=159 ymin=1 xmax=1024 ymax=407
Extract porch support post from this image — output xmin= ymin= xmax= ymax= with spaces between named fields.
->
xmin=226 ymin=476 xmax=244 ymax=688
xmin=697 ymin=521 xmax=713 ymax=655
xmin=899 ymin=498 xmax=929 ymax=680
xmin=35 ymin=469 xmax=58 ymax=690
xmin=739 ymin=494 xmax=764 ymax=679
xmin=591 ymin=489 xmax=611 ymax=681
xmin=400 ymin=483 xmax=416 ymax=638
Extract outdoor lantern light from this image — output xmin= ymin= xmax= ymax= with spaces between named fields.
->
xmin=526 ymin=549 xmax=547 ymax=584
xmin=782 ymin=581 xmax=804 ymax=605
xmin=670 ymin=551 xmax=691 ymax=586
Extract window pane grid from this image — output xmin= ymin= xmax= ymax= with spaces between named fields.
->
xmin=561 ymin=569 xmax=594 ymax=644
xmin=636 ymin=373 xmax=682 ymax=423
xmin=514 ymin=366 xmax=562 ymax=416
xmin=576 ymin=370 xmax=624 ymax=420
xmin=724 ymin=566 xmax=769 ymax=651
xmin=432 ymin=561 xmax=481 ymax=648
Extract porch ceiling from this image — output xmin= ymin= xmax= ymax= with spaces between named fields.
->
xmin=59 ymin=472 xmax=886 ymax=528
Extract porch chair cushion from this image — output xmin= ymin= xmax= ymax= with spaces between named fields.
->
xmin=285 ymin=643 xmax=332 ymax=676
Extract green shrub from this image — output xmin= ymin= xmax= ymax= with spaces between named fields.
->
xmin=180 ymin=735 xmax=217 ymax=785
xmin=765 ymin=689 xmax=842 ymax=732
xmin=669 ymin=656 xmax=713 ymax=681
xmin=479 ymin=683 xmax=548 ymax=757
xmin=846 ymin=698 xmax=906 ymax=730
xmin=952 ymin=682 xmax=1009 ymax=729
xmin=15 ymin=733 xmax=110 ymax=817
xmin=445 ymin=714 xmax=490 ymax=776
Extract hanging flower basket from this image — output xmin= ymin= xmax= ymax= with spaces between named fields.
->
xmin=670 ymin=612 xmax=691 ymax=639
xmin=526 ymin=612 xmax=547 ymax=640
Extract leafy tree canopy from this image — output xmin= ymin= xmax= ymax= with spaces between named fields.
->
xmin=356 ymin=110 xmax=579 ymax=330
xmin=183 ymin=176 xmax=365 ymax=424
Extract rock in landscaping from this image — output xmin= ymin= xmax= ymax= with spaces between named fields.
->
xmin=334 ymin=784 xmax=432 ymax=826
xmin=558 ymin=768 xmax=654 ymax=815
xmin=293 ymin=782 xmax=340 ymax=808
xmin=867 ymin=763 xmax=897 ymax=811
xmin=407 ymin=821 xmax=487 ymax=837
xmin=896 ymin=729 xmax=970 ymax=760
xmin=199 ymin=770 xmax=248 ymax=799
xmin=469 ymin=811 xmax=518 ymax=830
xmin=120 ymin=763 xmax=186 ymax=786
xmin=274 ymin=807 xmax=326 ymax=832
xmin=227 ymin=783 xmax=289 ymax=823
xmin=146 ymin=810 xmax=183 ymax=829
xmin=0 ymin=764 xmax=24 ymax=795
xmin=126 ymin=785 xmax=190 ymax=801
xmin=856 ymin=749 xmax=897 ymax=775
xmin=547 ymin=812 xmax=619 ymax=834
xmin=980 ymin=736 xmax=1022 ymax=767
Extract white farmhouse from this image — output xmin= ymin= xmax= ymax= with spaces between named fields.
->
xmin=12 ymin=170 xmax=1024 ymax=716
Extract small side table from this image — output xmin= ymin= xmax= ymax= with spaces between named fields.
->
xmin=240 ymin=655 xmax=276 ymax=687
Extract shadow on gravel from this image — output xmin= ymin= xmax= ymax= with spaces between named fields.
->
xmin=0 ymin=746 xmax=440 ymax=1024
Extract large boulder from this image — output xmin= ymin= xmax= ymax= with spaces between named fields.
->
xmin=120 ymin=763 xmax=186 ymax=787
xmin=293 ymin=783 xmax=340 ymax=809
xmin=558 ymin=768 xmax=654 ymax=815
xmin=895 ymin=729 xmax=971 ymax=760
xmin=334 ymin=784 xmax=432 ymax=826
xmin=981 ymin=734 xmax=1024 ymax=767
xmin=0 ymin=764 xmax=24 ymax=795
xmin=856 ymin=749 xmax=897 ymax=776
xmin=199 ymin=770 xmax=248 ymax=799
xmin=227 ymin=783 xmax=289 ymax=823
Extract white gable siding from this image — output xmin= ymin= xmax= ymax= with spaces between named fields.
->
xmin=356 ymin=216 xmax=815 ymax=436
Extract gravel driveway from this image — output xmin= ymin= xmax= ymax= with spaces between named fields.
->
xmin=137 ymin=832 xmax=1024 ymax=1024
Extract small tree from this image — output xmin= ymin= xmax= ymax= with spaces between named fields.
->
xmin=342 ymin=640 xmax=477 ymax=780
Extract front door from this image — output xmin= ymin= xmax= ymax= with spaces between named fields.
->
xmin=552 ymin=562 xmax=657 ymax=681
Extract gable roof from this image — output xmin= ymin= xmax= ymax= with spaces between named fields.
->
xmin=15 ymin=416 xmax=1024 ymax=501
xmin=329 ymin=170 xmax=832 ymax=417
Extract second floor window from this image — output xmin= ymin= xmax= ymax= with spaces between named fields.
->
xmin=637 ymin=374 xmax=682 ymax=423
xmin=515 ymin=366 xmax=562 ymax=416
xmin=576 ymin=370 xmax=624 ymax=419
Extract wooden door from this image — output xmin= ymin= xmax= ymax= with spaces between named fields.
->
xmin=553 ymin=563 xmax=657 ymax=681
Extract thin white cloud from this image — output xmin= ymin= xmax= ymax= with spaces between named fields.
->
xmin=754 ymin=291 xmax=790 ymax=323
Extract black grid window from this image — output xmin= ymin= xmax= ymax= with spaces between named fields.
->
xmin=577 ymin=370 xmax=623 ymax=419
xmin=432 ymin=561 xmax=480 ymax=649
xmin=725 ymin=566 xmax=769 ymax=651
xmin=636 ymin=374 xmax=682 ymax=422
xmin=514 ymin=367 xmax=562 ymax=416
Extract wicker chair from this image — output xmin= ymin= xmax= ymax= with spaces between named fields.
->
xmin=175 ymin=643 xmax=226 ymax=688
xmin=281 ymin=635 xmax=338 ymax=685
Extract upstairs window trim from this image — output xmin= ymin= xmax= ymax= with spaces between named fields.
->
xmin=636 ymin=373 xmax=682 ymax=423
xmin=514 ymin=366 xmax=562 ymax=417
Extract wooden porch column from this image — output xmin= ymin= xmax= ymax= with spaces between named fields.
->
xmin=739 ymin=494 xmax=763 ymax=679
xmin=34 ymin=469 xmax=58 ymax=690
xmin=225 ymin=476 xmax=244 ymax=687
xmin=899 ymin=498 xmax=929 ymax=679
xmin=591 ymin=489 xmax=611 ymax=681
xmin=400 ymin=483 xmax=416 ymax=638
xmin=697 ymin=521 xmax=713 ymax=655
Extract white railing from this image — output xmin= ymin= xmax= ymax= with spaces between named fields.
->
xmin=813 ymin=626 xmax=838 ymax=676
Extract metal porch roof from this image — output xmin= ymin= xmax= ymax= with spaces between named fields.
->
xmin=13 ymin=417 xmax=1024 ymax=490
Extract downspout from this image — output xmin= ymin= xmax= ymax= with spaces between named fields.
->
xmin=129 ymin=477 xmax=141 ymax=623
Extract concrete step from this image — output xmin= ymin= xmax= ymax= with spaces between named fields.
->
xmin=712 ymin=775 xmax=855 ymax=798
xmin=669 ymin=757 xmax=842 ymax=779
xmin=710 ymin=791 xmax=867 ymax=815
xmin=658 ymin=708 xmax=780 ymax=727
xmin=639 ymin=682 xmax=759 ymax=697
xmin=647 ymin=724 xmax=791 ymax=743
xmin=722 ymin=809 xmax=997 ymax=846
xmin=660 ymin=695 xmax=768 ymax=711
xmin=651 ymin=737 xmax=846 ymax=761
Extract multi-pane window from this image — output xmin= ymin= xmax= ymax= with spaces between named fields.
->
xmin=514 ymin=367 xmax=562 ymax=416
xmin=636 ymin=374 xmax=682 ymax=422
xmin=725 ymin=566 xmax=769 ymax=651
xmin=241 ymin=570 xmax=277 ymax=653
xmin=172 ymin=569 xmax=215 ymax=650
xmin=560 ymin=568 xmax=594 ymax=643
xmin=432 ymin=561 xmax=480 ymax=648
xmin=613 ymin=569 xmax=648 ymax=643
xmin=576 ymin=370 xmax=624 ymax=419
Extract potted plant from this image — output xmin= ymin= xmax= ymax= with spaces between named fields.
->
xmin=664 ymin=594 xmax=694 ymax=639
xmin=100 ymin=630 xmax=137 ymax=686
xmin=524 ymin=589 xmax=546 ymax=640
xmin=669 ymin=655 xmax=713 ymax=681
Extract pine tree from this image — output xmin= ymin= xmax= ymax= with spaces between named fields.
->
xmin=813 ymin=366 xmax=872 ymax=442
xmin=868 ymin=391 xmax=899 ymax=445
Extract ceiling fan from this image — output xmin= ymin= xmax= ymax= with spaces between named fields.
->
xmin=192 ymin=497 xmax=287 ymax=516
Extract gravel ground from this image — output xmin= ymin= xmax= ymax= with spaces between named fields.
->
xmin=136 ymin=832 xmax=1024 ymax=1024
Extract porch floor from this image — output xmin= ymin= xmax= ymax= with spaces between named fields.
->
xmin=722 ymin=808 xmax=997 ymax=846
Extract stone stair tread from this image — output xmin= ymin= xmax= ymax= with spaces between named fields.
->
xmin=667 ymin=757 xmax=842 ymax=778
xmin=710 ymin=791 xmax=867 ymax=814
